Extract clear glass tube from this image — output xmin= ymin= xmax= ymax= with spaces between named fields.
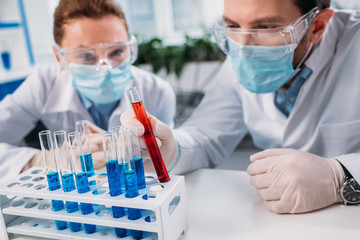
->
xmin=75 ymin=120 xmax=95 ymax=177
xmin=113 ymin=126 xmax=127 ymax=190
xmin=102 ymin=131 xmax=127 ymax=238
xmin=68 ymin=131 xmax=96 ymax=234
xmin=128 ymin=130 xmax=146 ymax=190
xmin=126 ymin=87 xmax=170 ymax=183
xmin=54 ymin=130 xmax=82 ymax=232
xmin=38 ymin=130 xmax=67 ymax=230
xmin=121 ymin=127 xmax=143 ymax=239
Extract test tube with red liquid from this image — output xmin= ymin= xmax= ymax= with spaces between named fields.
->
xmin=126 ymin=87 xmax=170 ymax=183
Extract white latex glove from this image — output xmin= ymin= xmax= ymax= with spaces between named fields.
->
xmin=120 ymin=110 xmax=177 ymax=172
xmin=84 ymin=122 xmax=106 ymax=171
xmin=247 ymin=148 xmax=345 ymax=214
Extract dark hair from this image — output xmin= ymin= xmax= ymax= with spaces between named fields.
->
xmin=53 ymin=0 xmax=128 ymax=45
xmin=294 ymin=0 xmax=331 ymax=14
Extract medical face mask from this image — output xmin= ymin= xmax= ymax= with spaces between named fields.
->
xmin=213 ymin=7 xmax=318 ymax=93
xmin=229 ymin=42 xmax=299 ymax=93
xmin=70 ymin=60 xmax=133 ymax=104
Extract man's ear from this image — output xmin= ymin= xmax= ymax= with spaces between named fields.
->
xmin=52 ymin=45 xmax=63 ymax=68
xmin=308 ymin=8 xmax=334 ymax=44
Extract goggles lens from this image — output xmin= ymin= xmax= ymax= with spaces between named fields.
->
xmin=56 ymin=35 xmax=138 ymax=68
xmin=213 ymin=7 xmax=318 ymax=55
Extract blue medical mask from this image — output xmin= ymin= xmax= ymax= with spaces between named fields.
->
xmin=229 ymin=40 xmax=299 ymax=94
xmin=70 ymin=61 xmax=133 ymax=104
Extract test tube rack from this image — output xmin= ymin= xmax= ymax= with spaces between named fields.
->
xmin=0 ymin=167 xmax=187 ymax=240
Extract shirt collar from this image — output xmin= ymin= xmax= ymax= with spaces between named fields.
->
xmin=77 ymin=91 xmax=119 ymax=115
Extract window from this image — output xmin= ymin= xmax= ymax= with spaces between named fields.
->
xmin=118 ymin=0 xmax=223 ymax=43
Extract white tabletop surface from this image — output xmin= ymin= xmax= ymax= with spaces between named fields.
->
xmin=184 ymin=169 xmax=360 ymax=240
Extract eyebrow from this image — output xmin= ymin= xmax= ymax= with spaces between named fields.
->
xmin=223 ymin=15 xmax=286 ymax=27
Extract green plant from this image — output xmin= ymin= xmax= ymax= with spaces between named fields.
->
xmin=134 ymin=33 xmax=225 ymax=78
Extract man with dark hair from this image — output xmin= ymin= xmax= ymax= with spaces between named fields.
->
xmin=121 ymin=0 xmax=360 ymax=214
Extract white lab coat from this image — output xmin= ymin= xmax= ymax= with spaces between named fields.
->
xmin=173 ymin=10 xmax=360 ymax=183
xmin=0 ymin=65 xmax=176 ymax=182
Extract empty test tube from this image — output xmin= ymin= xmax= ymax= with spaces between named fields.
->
xmin=54 ymin=130 xmax=82 ymax=232
xmin=102 ymin=131 xmax=127 ymax=238
xmin=126 ymin=87 xmax=170 ymax=183
xmin=38 ymin=130 xmax=67 ymax=230
xmin=68 ymin=131 xmax=96 ymax=234
xmin=76 ymin=120 xmax=95 ymax=179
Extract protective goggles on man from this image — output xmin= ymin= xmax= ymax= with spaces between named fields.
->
xmin=213 ymin=7 xmax=319 ymax=56
xmin=55 ymin=35 xmax=138 ymax=69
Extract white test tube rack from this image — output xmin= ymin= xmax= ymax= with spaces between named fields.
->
xmin=0 ymin=167 xmax=187 ymax=240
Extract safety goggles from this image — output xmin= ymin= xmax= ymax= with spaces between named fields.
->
xmin=213 ymin=7 xmax=319 ymax=55
xmin=55 ymin=35 xmax=138 ymax=69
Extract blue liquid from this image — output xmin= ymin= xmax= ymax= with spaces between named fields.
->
xmin=62 ymin=173 xmax=82 ymax=232
xmin=106 ymin=160 xmax=122 ymax=196
xmin=76 ymin=172 xmax=90 ymax=194
xmin=118 ymin=162 xmax=128 ymax=190
xmin=128 ymin=208 xmax=141 ymax=220
xmin=47 ymin=172 xmax=61 ymax=191
xmin=128 ymin=205 xmax=142 ymax=238
xmin=46 ymin=172 xmax=67 ymax=230
xmin=76 ymin=172 xmax=96 ymax=234
xmin=131 ymin=229 xmax=144 ymax=240
xmin=107 ymin=161 xmax=127 ymax=237
xmin=112 ymin=206 xmax=126 ymax=237
xmin=115 ymin=227 xmax=127 ymax=238
xmin=131 ymin=157 xmax=146 ymax=189
xmin=80 ymin=153 xmax=95 ymax=177
xmin=1 ymin=51 xmax=11 ymax=70
xmin=125 ymin=170 xmax=139 ymax=198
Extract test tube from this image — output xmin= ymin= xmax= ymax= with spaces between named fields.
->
xmin=38 ymin=130 xmax=67 ymax=230
xmin=68 ymin=131 xmax=96 ymax=234
xmin=102 ymin=132 xmax=127 ymax=238
xmin=121 ymin=127 xmax=143 ymax=240
xmin=54 ymin=130 xmax=82 ymax=232
xmin=112 ymin=126 xmax=128 ymax=190
xmin=126 ymin=87 xmax=170 ymax=183
xmin=128 ymin=130 xmax=146 ymax=190
xmin=75 ymin=120 xmax=95 ymax=179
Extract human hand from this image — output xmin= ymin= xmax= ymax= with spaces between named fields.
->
xmin=247 ymin=148 xmax=345 ymax=214
xmin=22 ymin=151 xmax=43 ymax=172
xmin=120 ymin=110 xmax=177 ymax=172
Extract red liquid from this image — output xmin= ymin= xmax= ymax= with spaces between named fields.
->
xmin=131 ymin=101 xmax=170 ymax=182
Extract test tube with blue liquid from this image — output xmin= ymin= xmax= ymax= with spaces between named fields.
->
xmin=102 ymin=131 xmax=127 ymax=238
xmin=113 ymin=126 xmax=128 ymax=191
xmin=68 ymin=131 xmax=96 ymax=234
xmin=54 ymin=130 xmax=82 ymax=232
xmin=128 ymin=130 xmax=146 ymax=190
xmin=121 ymin=127 xmax=143 ymax=240
xmin=76 ymin=120 xmax=95 ymax=182
xmin=38 ymin=130 xmax=67 ymax=230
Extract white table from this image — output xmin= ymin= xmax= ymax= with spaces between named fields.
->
xmin=184 ymin=169 xmax=360 ymax=240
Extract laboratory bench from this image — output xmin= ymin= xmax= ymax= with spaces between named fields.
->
xmin=8 ymin=169 xmax=360 ymax=240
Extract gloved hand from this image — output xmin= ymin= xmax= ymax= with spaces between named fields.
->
xmin=85 ymin=121 xmax=106 ymax=171
xmin=22 ymin=151 xmax=43 ymax=172
xmin=247 ymin=148 xmax=345 ymax=214
xmin=120 ymin=110 xmax=177 ymax=172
